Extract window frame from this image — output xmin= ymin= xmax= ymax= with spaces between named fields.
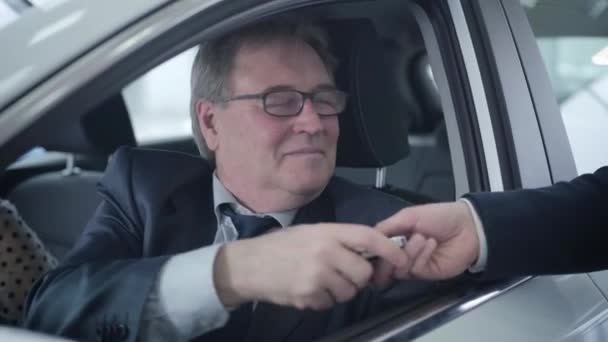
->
xmin=498 ymin=0 xmax=578 ymax=183
xmin=332 ymin=0 xmax=536 ymax=339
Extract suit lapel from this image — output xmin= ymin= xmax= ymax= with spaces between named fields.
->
xmin=172 ymin=176 xmax=217 ymax=248
xmin=246 ymin=190 xmax=336 ymax=342
xmin=291 ymin=189 xmax=335 ymax=226
xmin=149 ymin=173 xmax=217 ymax=254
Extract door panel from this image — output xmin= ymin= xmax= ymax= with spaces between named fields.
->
xmin=417 ymin=275 xmax=608 ymax=341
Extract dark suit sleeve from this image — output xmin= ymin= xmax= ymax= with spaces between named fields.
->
xmin=23 ymin=148 xmax=170 ymax=342
xmin=465 ymin=166 xmax=608 ymax=278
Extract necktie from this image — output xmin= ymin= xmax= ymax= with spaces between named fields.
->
xmin=203 ymin=205 xmax=280 ymax=341
xmin=220 ymin=204 xmax=280 ymax=239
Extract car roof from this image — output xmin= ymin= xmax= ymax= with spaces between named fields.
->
xmin=0 ymin=0 xmax=170 ymax=111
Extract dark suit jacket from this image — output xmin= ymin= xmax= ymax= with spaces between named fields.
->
xmin=466 ymin=166 xmax=608 ymax=279
xmin=23 ymin=147 xmax=433 ymax=342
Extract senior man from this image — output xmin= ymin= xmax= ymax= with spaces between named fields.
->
xmin=24 ymin=20 xmax=420 ymax=342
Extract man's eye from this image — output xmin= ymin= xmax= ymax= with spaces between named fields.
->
xmin=267 ymin=95 xmax=299 ymax=107
xmin=314 ymin=95 xmax=338 ymax=108
xmin=315 ymin=99 xmax=337 ymax=107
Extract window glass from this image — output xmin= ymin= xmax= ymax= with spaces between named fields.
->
xmin=122 ymin=48 xmax=197 ymax=144
xmin=523 ymin=1 xmax=608 ymax=174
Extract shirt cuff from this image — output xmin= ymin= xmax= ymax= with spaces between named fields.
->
xmin=460 ymin=199 xmax=488 ymax=273
xmin=157 ymin=244 xmax=230 ymax=338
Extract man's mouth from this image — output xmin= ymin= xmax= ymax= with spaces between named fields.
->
xmin=284 ymin=147 xmax=324 ymax=156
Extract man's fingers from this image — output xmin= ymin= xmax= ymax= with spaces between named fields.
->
xmin=371 ymin=260 xmax=394 ymax=289
xmin=323 ymin=270 xmax=359 ymax=304
xmin=342 ymin=228 xmax=408 ymax=268
xmin=394 ymin=233 xmax=426 ymax=278
xmin=324 ymin=225 xmax=407 ymax=268
xmin=411 ymin=238 xmax=438 ymax=278
xmin=328 ymin=247 xmax=373 ymax=289
xmin=375 ymin=207 xmax=419 ymax=236
xmin=403 ymin=233 xmax=427 ymax=260
xmin=307 ymin=290 xmax=335 ymax=311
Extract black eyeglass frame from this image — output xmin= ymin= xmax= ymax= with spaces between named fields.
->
xmin=218 ymin=89 xmax=349 ymax=117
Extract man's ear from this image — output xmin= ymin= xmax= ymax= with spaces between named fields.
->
xmin=196 ymin=99 xmax=219 ymax=151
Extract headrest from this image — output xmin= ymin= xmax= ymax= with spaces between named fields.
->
xmin=410 ymin=53 xmax=443 ymax=133
xmin=45 ymin=94 xmax=136 ymax=155
xmin=329 ymin=19 xmax=410 ymax=168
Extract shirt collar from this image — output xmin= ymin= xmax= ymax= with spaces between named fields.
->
xmin=212 ymin=173 xmax=297 ymax=228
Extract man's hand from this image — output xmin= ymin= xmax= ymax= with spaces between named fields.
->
xmin=372 ymin=201 xmax=480 ymax=284
xmin=213 ymin=224 xmax=408 ymax=310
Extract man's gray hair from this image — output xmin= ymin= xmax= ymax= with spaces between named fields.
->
xmin=189 ymin=20 xmax=337 ymax=161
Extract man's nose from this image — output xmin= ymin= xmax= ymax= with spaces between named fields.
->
xmin=293 ymin=99 xmax=323 ymax=134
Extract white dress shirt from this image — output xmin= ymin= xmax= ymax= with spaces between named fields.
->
xmin=139 ymin=174 xmax=297 ymax=341
xmin=460 ymin=199 xmax=488 ymax=273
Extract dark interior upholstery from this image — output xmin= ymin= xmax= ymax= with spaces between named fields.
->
xmin=7 ymin=96 xmax=135 ymax=259
xmin=46 ymin=95 xmax=137 ymax=156
xmin=330 ymin=19 xmax=410 ymax=168
xmin=410 ymin=53 xmax=443 ymax=134
xmin=8 ymin=171 xmax=102 ymax=258
xmin=334 ymin=48 xmax=454 ymax=202
xmin=327 ymin=19 xmax=445 ymax=203
xmin=388 ymin=122 xmax=454 ymax=201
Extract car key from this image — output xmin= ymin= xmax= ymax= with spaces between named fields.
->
xmin=360 ymin=235 xmax=407 ymax=260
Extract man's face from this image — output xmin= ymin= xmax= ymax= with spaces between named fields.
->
xmin=204 ymin=38 xmax=339 ymax=206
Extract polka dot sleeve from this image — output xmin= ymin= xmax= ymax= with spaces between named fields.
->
xmin=0 ymin=200 xmax=58 ymax=325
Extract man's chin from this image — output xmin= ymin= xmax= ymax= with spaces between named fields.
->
xmin=283 ymin=174 xmax=332 ymax=197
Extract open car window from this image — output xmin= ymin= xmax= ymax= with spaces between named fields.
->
xmin=122 ymin=48 xmax=196 ymax=144
xmin=125 ymin=44 xmax=455 ymax=204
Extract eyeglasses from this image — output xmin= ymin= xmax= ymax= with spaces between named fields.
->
xmin=219 ymin=89 xmax=348 ymax=117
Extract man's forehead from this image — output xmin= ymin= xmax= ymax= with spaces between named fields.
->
xmin=231 ymin=38 xmax=333 ymax=91
xmin=239 ymin=35 xmax=309 ymax=55
xmin=236 ymin=37 xmax=324 ymax=67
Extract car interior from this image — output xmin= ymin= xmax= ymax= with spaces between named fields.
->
xmin=0 ymin=0 xmax=465 ymax=338
xmin=0 ymin=2 xmax=454 ymax=260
